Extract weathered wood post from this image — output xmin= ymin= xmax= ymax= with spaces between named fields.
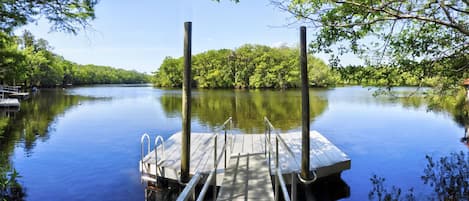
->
xmin=300 ymin=26 xmax=312 ymax=180
xmin=181 ymin=21 xmax=192 ymax=184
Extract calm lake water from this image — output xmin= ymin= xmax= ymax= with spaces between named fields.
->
xmin=0 ymin=85 xmax=467 ymax=200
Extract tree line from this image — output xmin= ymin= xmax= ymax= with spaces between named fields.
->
xmin=152 ymin=43 xmax=468 ymax=89
xmin=0 ymin=30 xmax=150 ymax=88
xmin=334 ymin=65 xmax=436 ymax=87
xmin=153 ymin=44 xmax=338 ymax=89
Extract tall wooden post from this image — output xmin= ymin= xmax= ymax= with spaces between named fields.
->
xmin=300 ymin=26 xmax=311 ymax=180
xmin=181 ymin=21 xmax=192 ymax=184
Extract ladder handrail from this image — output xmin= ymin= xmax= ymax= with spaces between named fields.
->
xmin=140 ymin=133 xmax=151 ymax=183
xmin=154 ymin=135 xmax=165 ymax=164
xmin=140 ymin=133 xmax=166 ymax=184
xmin=140 ymin=133 xmax=150 ymax=164
xmin=221 ymin=117 xmax=233 ymax=169
xmin=264 ymin=127 xmax=292 ymax=201
xmin=264 ymin=117 xmax=317 ymax=201
xmin=176 ymin=172 xmax=202 ymax=201
xmin=176 ymin=117 xmax=232 ymax=201
xmin=196 ymin=133 xmax=227 ymax=201
xmin=264 ymin=118 xmax=301 ymax=169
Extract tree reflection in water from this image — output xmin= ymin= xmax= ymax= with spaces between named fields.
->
xmin=159 ymin=89 xmax=329 ymax=133
xmin=0 ymin=89 xmax=95 ymax=201
xmin=369 ymin=152 xmax=468 ymax=201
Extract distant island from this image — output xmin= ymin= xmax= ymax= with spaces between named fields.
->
xmin=152 ymin=44 xmax=443 ymax=89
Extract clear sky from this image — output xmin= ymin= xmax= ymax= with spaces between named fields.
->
xmin=15 ymin=0 xmax=361 ymax=74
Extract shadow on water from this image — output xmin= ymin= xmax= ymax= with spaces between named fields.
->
xmin=0 ymin=89 xmax=98 ymax=200
xmin=159 ymin=89 xmax=329 ymax=133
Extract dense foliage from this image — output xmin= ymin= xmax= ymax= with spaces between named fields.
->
xmin=153 ymin=43 xmax=463 ymax=89
xmin=0 ymin=31 xmax=149 ymax=87
xmin=153 ymin=44 xmax=337 ymax=88
xmin=0 ymin=0 xmax=98 ymax=34
xmin=270 ymin=0 xmax=468 ymax=90
xmin=334 ymin=65 xmax=439 ymax=87
xmin=0 ymin=1 xmax=99 ymax=199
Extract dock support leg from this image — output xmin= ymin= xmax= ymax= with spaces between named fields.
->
xmin=181 ymin=21 xmax=192 ymax=184
xmin=291 ymin=173 xmax=297 ymax=201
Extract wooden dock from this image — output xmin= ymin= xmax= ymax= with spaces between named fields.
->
xmin=140 ymin=131 xmax=350 ymax=187
xmin=217 ymin=153 xmax=275 ymax=201
xmin=0 ymin=85 xmax=29 ymax=99
xmin=0 ymin=98 xmax=20 ymax=107
xmin=8 ymin=92 xmax=29 ymax=99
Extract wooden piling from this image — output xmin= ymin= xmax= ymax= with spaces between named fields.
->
xmin=300 ymin=26 xmax=312 ymax=180
xmin=181 ymin=21 xmax=192 ymax=184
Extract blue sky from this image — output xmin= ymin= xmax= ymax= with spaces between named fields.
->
xmin=15 ymin=0 xmax=361 ymax=74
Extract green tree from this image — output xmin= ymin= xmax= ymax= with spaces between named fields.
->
xmin=0 ymin=0 xmax=98 ymax=34
xmin=153 ymin=44 xmax=335 ymax=89
xmin=0 ymin=32 xmax=24 ymax=85
xmin=153 ymin=57 xmax=184 ymax=87
xmin=271 ymin=0 xmax=468 ymax=89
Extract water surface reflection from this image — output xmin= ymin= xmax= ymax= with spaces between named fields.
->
xmin=0 ymin=86 xmax=466 ymax=200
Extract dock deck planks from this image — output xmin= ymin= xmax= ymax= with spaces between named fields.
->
xmin=217 ymin=153 xmax=274 ymax=201
xmin=140 ymin=131 xmax=350 ymax=186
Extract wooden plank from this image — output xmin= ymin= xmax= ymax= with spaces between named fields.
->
xmin=311 ymin=131 xmax=340 ymax=167
xmin=309 ymin=131 xmax=351 ymax=177
xmin=309 ymin=134 xmax=333 ymax=169
xmin=242 ymin=134 xmax=253 ymax=153
xmin=252 ymin=134 xmax=265 ymax=154
xmin=143 ymin=133 xmax=212 ymax=171
xmin=190 ymin=134 xmax=214 ymax=173
xmin=283 ymin=133 xmax=328 ymax=170
xmin=200 ymin=134 xmax=229 ymax=173
xmin=312 ymin=131 xmax=350 ymax=163
xmin=217 ymin=153 xmax=274 ymax=201
xmin=231 ymin=135 xmax=243 ymax=155
xmin=276 ymin=133 xmax=301 ymax=174
xmin=172 ymin=133 xmax=210 ymax=171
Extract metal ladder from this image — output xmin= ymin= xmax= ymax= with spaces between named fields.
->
xmin=140 ymin=133 xmax=166 ymax=184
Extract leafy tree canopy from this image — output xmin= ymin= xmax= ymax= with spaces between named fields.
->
xmin=271 ymin=0 xmax=468 ymax=85
xmin=0 ymin=0 xmax=98 ymax=34
xmin=0 ymin=30 xmax=150 ymax=86
xmin=153 ymin=44 xmax=337 ymax=89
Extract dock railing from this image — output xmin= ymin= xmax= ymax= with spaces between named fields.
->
xmin=176 ymin=117 xmax=233 ymax=201
xmin=264 ymin=117 xmax=317 ymax=201
xmin=0 ymin=85 xmax=20 ymax=93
